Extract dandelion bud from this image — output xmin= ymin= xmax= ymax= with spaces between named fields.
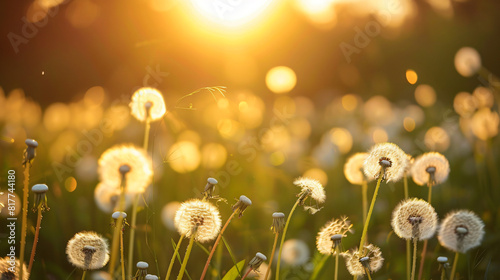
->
xmin=437 ymin=256 xmax=448 ymax=264
xmin=316 ymin=217 xmax=353 ymax=255
xmin=66 ymin=231 xmax=109 ymax=270
xmin=391 ymin=198 xmax=438 ymax=241
xmin=32 ymin=183 xmax=49 ymax=211
xmin=112 ymin=211 xmax=127 ymax=220
xmin=135 ymin=261 xmax=149 ymax=279
xmin=249 ymin=252 xmax=267 ymax=271
xmin=438 ymin=210 xmax=485 ymax=254
xmin=145 ymin=274 xmax=159 ymax=280
xmin=23 ymin=138 xmax=38 ymax=166
xmin=203 ymin=177 xmax=218 ymax=198
xmin=271 ymin=212 xmax=286 ymax=234
xmin=232 ymin=195 xmax=252 ymax=218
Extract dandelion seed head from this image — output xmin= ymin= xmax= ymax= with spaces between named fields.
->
xmin=280 ymin=239 xmax=310 ymax=266
xmin=0 ymin=257 xmax=29 ymax=280
xmin=471 ymin=108 xmax=499 ymax=140
xmin=363 ymin=142 xmax=408 ymax=182
xmin=391 ymin=198 xmax=438 ymax=241
xmin=66 ymin=231 xmax=109 ymax=270
xmin=455 ymin=47 xmax=481 ymax=77
xmin=161 ymin=201 xmax=181 ymax=231
xmin=438 ymin=210 xmax=485 ymax=253
xmin=343 ymin=244 xmax=384 ymax=276
xmin=453 ymin=92 xmax=477 ymax=118
xmin=94 ymin=182 xmax=132 ymax=213
xmin=316 ymin=217 xmax=353 ymax=255
xmin=174 ymin=199 xmax=221 ymax=243
xmin=130 ymin=87 xmax=166 ymax=122
xmin=344 ymin=153 xmax=372 ymax=185
xmin=293 ymin=177 xmax=326 ymax=204
xmin=411 ymin=152 xmax=450 ymax=186
xmin=98 ymin=144 xmax=152 ymax=194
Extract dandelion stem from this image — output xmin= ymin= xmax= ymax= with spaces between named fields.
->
xmin=109 ymin=178 xmax=127 ymax=276
xmin=143 ymin=118 xmax=151 ymax=151
xmin=276 ymin=198 xmax=301 ymax=280
xmin=334 ymin=247 xmax=339 ymax=280
xmin=450 ymin=252 xmax=459 ymax=280
xmin=361 ymin=180 xmax=368 ymax=225
xmin=81 ymin=270 xmax=87 ymax=280
xmin=441 ymin=267 xmax=446 ymax=280
xmin=28 ymin=206 xmax=43 ymax=274
xmin=404 ymin=173 xmax=410 ymax=280
xmin=264 ymin=233 xmax=279 ymax=280
xmin=19 ymin=164 xmax=30 ymax=280
xmin=417 ymin=183 xmax=433 ymax=280
xmin=127 ymin=194 xmax=140 ymax=278
xmin=411 ymin=239 xmax=418 ymax=280
xmin=365 ymin=268 xmax=372 ymax=280
xmin=177 ymin=231 xmax=196 ymax=280
xmin=427 ymin=185 xmax=433 ymax=204
xmin=200 ymin=211 xmax=237 ymax=280
xmin=241 ymin=267 xmax=252 ymax=280
xmin=120 ymin=226 xmax=126 ymax=280
xmin=166 ymin=235 xmax=185 ymax=280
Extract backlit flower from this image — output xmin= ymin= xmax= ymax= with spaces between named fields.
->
xmin=293 ymin=177 xmax=326 ymax=204
xmin=411 ymin=152 xmax=450 ymax=186
xmin=454 ymin=47 xmax=481 ymax=77
xmin=438 ymin=210 xmax=484 ymax=254
xmin=66 ymin=231 xmax=109 ymax=270
xmin=316 ymin=217 xmax=353 ymax=255
xmin=98 ymin=145 xmax=152 ymax=194
xmin=280 ymin=239 xmax=310 ymax=266
xmin=391 ymin=198 xmax=438 ymax=241
xmin=344 ymin=153 xmax=372 ymax=185
xmin=130 ymin=87 xmax=166 ymax=122
xmin=343 ymin=244 xmax=384 ymax=276
xmin=471 ymin=108 xmax=499 ymax=140
xmin=174 ymin=199 xmax=221 ymax=243
xmin=363 ymin=142 xmax=408 ymax=183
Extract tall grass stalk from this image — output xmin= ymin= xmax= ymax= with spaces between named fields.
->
xmin=275 ymin=198 xmax=302 ymax=280
xmin=361 ymin=180 xmax=368 ymax=224
xmin=177 ymin=230 xmax=197 ymax=280
xmin=404 ymin=173 xmax=410 ymax=280
xmin=81 ymin=270 xmax=87 ymax=280
xmin=120 ymin=224 xmax=126 ymax=280
xmin=417 ymin=183 xmax=433 ymax=280
xmin=365 ymin=269 xmax=372 ymax=280
xmin=27 ymin=205 xmax=43 ymax=274
xmin=450 ymin=252 xmax=459 ymax=280
xmin=108 ymin=178 xmax=127 ymax=277
xmin=19 ymin=165 xmax=30 ymax=280
xmin=200 ymin=211 xmax=237 ymax=280
xmin=165 ymin=235 xmax=185 ymax=280
xmin=264 ymin=233 xmax=279 ymax=280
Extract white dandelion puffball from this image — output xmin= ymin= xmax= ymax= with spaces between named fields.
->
xmin=130 ymin=87 xmax=166 ymax=122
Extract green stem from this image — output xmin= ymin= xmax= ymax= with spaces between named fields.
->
xmin=358 ymin=175 xmax=383 ymax=251
xmin=166 ymin=235 xmax=185 ymax=280
xmin=28 ymin=206 xmax=43 ymax=274
xmin=120 ymin=226 xmax=125 ymax=280
xmin=276 ymin=198 xmax=301 ymax=280
xmin=177 ymin=232 xmax=196 ymax=280
xmin=417 ymin=183 xmax=433 ymax=280
xmin=411 ymin=239 xmax=418 ymax=280
xmin=427 ymin=185 xmax=433 ymax=204
xmin=450 ymin=252 xmax=459 ymax=280
xmin=108 ymin=178 xmax=127 ymax=276
xmin=143 ymin=118 xmax=151 ymax=151
xmin=127 ymin=194 xmax=140 ymax=278
xmin=81 ymin=270 xmax=87 ymax=280
xmin=404 ymin=173 xmax=410 ymax=280
xmin=404 ymin=173 xmax=409 ymax=199
xmin=200 ymin=211 xmax=237 ymax=280
xmin=264 ymin=233 xmax=279 ymax=280
xmin=310 ymin=255 xmax=329 ymax=280
xmin=441 ymin=267 xmax=445 ymax=280
xmin=334 ymin=247 xmax=339 ymax=280
xmin=19 ymin=165 xmax=30 ymax=280
xmin=361 ymin=180 xmax=368 ymax=225
xmin=365 ymin=269 xmax=372 ymax=280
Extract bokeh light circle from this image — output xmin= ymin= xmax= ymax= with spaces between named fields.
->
xmin=266 ymin=66 xmax=297 ymax=94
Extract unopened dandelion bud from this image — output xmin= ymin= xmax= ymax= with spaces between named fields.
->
xmin=23 ymin=138 xmax=38 ymax=166
xmin=145 ymin=274 xmax=159 ymax=280
xmin=232 ymin=195 xmax=252 ymax=218
xmin=203 ymin=177 xmax=218 ymax=198
xmin=249 ymin=252 xmax=267 ymax=271
xmin=271 ymin=212 xmax=286 ymax=234
xmin=112 ymin=211 xmax=127 ymax=220
xmin=437 ymin=256 xmax=448 ymax=264
xmin=135 ymin=261 xmax=149 ymax=279
xmin=438 ymin=210 xmax=484 ymax=254
xmin=31 ymin=183 xmax=49 ymax=211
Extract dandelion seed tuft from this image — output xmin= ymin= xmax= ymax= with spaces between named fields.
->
xmin=411 ymin=152 xmax=450 ymax=186
xmin=130 ymin=87 xmax=166 ymax=122
xmin=0 ymin=257 xmax=29 ymax=280
xmin=363 ymin=142 xmax=408 ymax=183
xmin=344 ymin=153 xmax=372 ymax=185
xmin=98 ymin=144 xmax=152 ymax=194
xmin=316 ymin=217 xmax=353 ymax=255
xmin=391 ymin=198 xmax=438 ymax=241
xmin=280 ymin=239 xmax=310 ymax=266
xmin=438 ymin=210 xmax=485 ymax=254
xmin=343 ymin=244 xmax=384 ymax=276
xmin=66 ymin=231 xmax=109 ymax=270
xmin=293 ymin=177 xmax=326 ymax=204
xmin=174 ymin=199 xmax=221 ymax=243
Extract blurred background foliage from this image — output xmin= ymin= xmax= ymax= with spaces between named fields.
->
xmin=1 ymin=0 xmax=500 ymax=279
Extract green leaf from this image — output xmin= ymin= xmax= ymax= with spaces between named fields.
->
xmin=171 ymin=238 xmax=193 ymax=280
xmin=222 ymin=236 xmax=242 ymax=277
xmin=310 ymin=254 xmax=330 ymax=280
xmin=222 ymin=260 xmax=246 ymax=280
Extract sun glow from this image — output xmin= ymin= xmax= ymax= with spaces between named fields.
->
xmin=189 ymin=0 xmax=274 ymax=27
